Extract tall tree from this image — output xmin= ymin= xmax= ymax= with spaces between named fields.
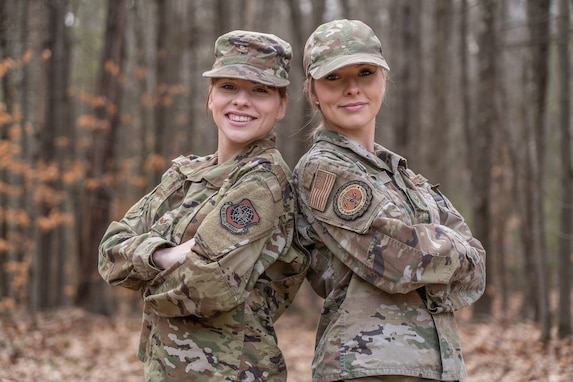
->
xmin=215 ymin=0 xmax=232 ymax=37
xmin=557 ymin=0 xmax=571 ymax=339
xmin=76 ymin=0 xmax=128 ymax=313
xmin=388 ymin=0 xmax=422 ymax=163
xmin=32 ymin=0 xmax=72 ymax=311
xmin=0 ymin=0 xmax=26 ymax=305
xmin=427 ymin=0 xmax=453 ymax=190
xmin=490 ymin=0 xmax=512 ymax=317
xmin=523 ymin=0 xmax=550 ymax=340
xmin=470 ymin=0 xmax=496 ymax=318
xmin=153 ymin=0 xmax=185 ymax=182
xmin=284 ymin=0 xmax=321 ymax=166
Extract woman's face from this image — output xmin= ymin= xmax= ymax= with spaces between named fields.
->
xmin=208 ymin=78 xmax=287 ymax=155
xmin=311 ymin=64 xmax=386 ymax=139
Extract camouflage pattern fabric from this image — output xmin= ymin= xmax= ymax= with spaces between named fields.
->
xmin=303 ymin=19 xmax=390 ymax=80
xmin=293 ymin=130 xmax=486 ymax=382
xmin=203 ymin=30 xmax=292 ymax=87
xmin=99 ymin=133 xmax=309 ymax=381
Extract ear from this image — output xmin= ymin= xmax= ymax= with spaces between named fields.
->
xmin=275 ymin=95 xmax=288 ymax=121
xmin=207 ymin=93 xmax=213 ymax=110
xmin=307 ymin=81 xmax=319 ymax=106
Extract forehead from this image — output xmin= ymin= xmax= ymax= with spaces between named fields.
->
xmin=212 ymin=77 xmax=274 ymax=87
xmin=322 ymin=63 xmax=383 ymax=76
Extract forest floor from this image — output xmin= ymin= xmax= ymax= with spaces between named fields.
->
xmin=1 ymin=303 xmax=573 ymax=382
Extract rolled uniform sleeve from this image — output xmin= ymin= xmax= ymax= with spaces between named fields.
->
xmin=297 ymin=156 xmax=485 ymax=313
xmin=98 ymin=193 xmax=173 ymax=291
xmin=143 ymin=171 xmax=291 ymax=318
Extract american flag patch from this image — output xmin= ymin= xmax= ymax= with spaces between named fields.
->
xmin=308 ymin=169 xmax=336 ymax=211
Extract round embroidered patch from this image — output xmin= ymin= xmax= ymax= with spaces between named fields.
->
xmin=333 ymin=181 xmax=373 ymax=221
xmin=220 ymin=198 xmax=260 ymax=234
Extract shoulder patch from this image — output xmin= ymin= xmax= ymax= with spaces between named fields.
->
xmin=333 ymin=180 xmax=372 ymax=221
xmin=220 ymin=198 xmax=260 ymax=234
xmin=309 ymin=169 xmax=337 ymax=211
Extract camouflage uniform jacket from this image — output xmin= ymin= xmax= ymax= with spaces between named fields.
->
xmin=293 ymin=130 xmax=486 ymax=382
xmin=98 ymin=133 xmax=308 ymax=381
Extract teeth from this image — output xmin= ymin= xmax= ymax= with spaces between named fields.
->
xmin=228 ymin=114 xmax=253 ymax=122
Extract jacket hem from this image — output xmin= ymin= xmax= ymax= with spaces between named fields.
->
xmin=312 ymin=367 xmax=467 ymax=382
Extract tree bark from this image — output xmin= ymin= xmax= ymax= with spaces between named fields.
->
xmin=76 ymin=0 xmax=127 ymax=313
xmin=557 ymin=0 xmax=571 ymax=339
xmin=34 ymin=0 xmax=73 ymax=312
xmin=389 ymin=0 xmax=421 ymax=163
xmin=524 ymin=0 xmax=550 ymax=341
xmin=470 ymin=0 xmax=495 ymax=318
xmin=427 ymin=0 xmax=452 ymax=190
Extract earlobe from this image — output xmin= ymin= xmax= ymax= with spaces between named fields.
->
xmin=309 ymin=91 xmax=320 ymax=108
xmin=307 ymin=80 xmax=319 ymax=107
xmin=276 ymin=98 xmax=287 ymax=121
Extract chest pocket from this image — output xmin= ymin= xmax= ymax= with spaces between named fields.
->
xmin=402 ymin=169 xmax=441 ymax=223
xmin=170 ymin=184 xmax=220 ymax=244
xmin=150 ymin=180 xmax=220 ymax=245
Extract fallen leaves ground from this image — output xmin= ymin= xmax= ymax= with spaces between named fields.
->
xmin=1 ymin=306 xmax=573 ymax=382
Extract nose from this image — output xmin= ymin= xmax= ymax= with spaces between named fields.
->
xmin=344 ymin=78 xmax=359 ymax=96
xmin=233 ymin=89 xmax=250 ymax=106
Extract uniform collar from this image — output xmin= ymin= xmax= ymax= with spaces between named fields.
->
xmin=314 ymin=129 xmax=407 ymax=174
xmin=174 ymin=133 xmax=278 ymax=187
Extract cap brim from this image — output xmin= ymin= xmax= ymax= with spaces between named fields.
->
xmin=309 ymin=54 xmax=390 ymax=79
xmin=202 ymin=65 xmax=290 ymax=87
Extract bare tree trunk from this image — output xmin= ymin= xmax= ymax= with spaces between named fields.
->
xmin=338 ymin=0 xmax=350 ymax=17
xmin=215 ymin=0 xmax=232 ymax=37
xmin=311 ymin=0 xmax=326 ymax=27
xmin=491 ymin=0 xmax=511 ymax=318
xmin=35 ymin=0 xmax=71 ymax=311
xmin=0 ymin=0 xmax=13 ymax=302
xmin=557 ymin=0 xmax=571 ymax=339
xmin=426 ymin=0 xmax=453 ymax=189
xmin=187 ymin=1 xmax=213 ymax=157
xmin=284 ymin=0 xmax=318 ymax=167
xmin=38 ymin=0 xmax=73 ymax=307
xmin=133 ymin=0 xmax=155 ymax=190
xmin=524 ymin=0 xmax=550 ymax=341
xmin=470 ymin=0 xmax=495 ymax=319
xmin=153 ymin=0 xmax=169 ymax=182
xmin=21 ymin=0 xmax=44 ymax=314
xmin=388 ymin=0 xmax=421 ymax=163
xmin=76 ymin=0 xmax=127 ymax=313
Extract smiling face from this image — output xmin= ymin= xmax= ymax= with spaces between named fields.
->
xmin=310 ymin=64 xmax=386 ymax=149
xmin=208 ymin=78 xmax=287 ymax=162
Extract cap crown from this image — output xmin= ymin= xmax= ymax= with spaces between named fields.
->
xmin=304 ymin=19 xmax=389 ymax=79
xmin=203 ymin=30 xmax=291 ymax=87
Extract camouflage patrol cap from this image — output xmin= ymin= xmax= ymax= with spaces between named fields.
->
xmin=304 ymin=19 xmax=390 ymax=79
xmin=202 ymin=30 xmax=292 ymax=87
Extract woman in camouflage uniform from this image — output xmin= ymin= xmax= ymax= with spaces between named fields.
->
xmin=294 ymin=19 xmax=486 ymax=382
xmin=98 ymin=30 xmax=308 ymax=381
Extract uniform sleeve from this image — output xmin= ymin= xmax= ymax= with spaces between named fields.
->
xmin=420 ymin=190 xmax=486 ymax=313
xmin=296 ymin=157 xmax=486 ymax=313
xmin=98 ymin=190 xmax=174 ymax=291
xmin=143 ymin=170 xmax=298 ymax=318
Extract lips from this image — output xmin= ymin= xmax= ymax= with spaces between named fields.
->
xmin=340 ymin=102 xmax=367 ymax=112
xmin=227 ymin=113 xmax=255 ymax=123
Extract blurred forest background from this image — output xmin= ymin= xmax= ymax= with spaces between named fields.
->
xmin=0 ymin=0 xmax=573 ymax=380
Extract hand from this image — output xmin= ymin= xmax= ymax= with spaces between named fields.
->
xmin=152 ymin=238 xmax=195 ymax=269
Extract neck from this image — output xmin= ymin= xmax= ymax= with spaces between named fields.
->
xmin=324 ymin=125 xmax=376 ymax=152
